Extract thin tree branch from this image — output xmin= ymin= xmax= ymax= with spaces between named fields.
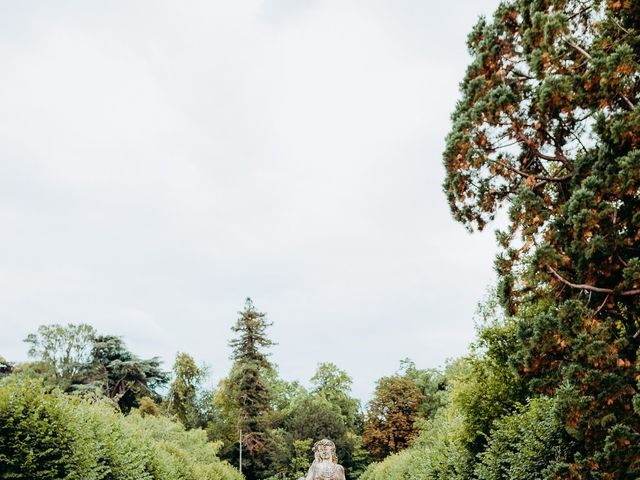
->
xmin=515 ymin=132 xmax=574 ymax=171
xmin=617 ymin=254 xmax=629 ymax=268
xmin=548 ymin=266 xmax=640 ymax=296
xmin=498 ymin=161 xmax=572 ymax=182
xmin=564 ymin=38 xmax=593 ymax=60
xmin=567 ymin=4 xmax=592 ymax=21
xmin=613 ymin=18 xmax=632 ymax=36
xmin=620 ymin=93 xmax=636 ymax=110
xmin=594 ymin=294 xmax=610 ymax=315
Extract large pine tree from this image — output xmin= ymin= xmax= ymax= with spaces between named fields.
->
xmin=444 ymin=1 xmax=640 ymax=477
xmin=228 ymin=298 xmax=275 ymax=479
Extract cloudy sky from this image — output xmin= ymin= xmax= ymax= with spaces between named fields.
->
xmin=1 ymin=0 xmax=502 ymax=400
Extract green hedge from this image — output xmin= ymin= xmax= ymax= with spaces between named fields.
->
xmin=358 ymin=397 xmax=569 ymax=480
xmin=359 ymin=406 xmax=471 ymax=480
xmin=0 ymin=380 xmax=242 ymax=480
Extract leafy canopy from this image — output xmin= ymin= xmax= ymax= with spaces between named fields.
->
xmin=443 ymin=0 xmax=640 ymax=476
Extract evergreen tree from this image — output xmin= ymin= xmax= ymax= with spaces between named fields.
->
xmin=72 ymin=335 xmax=169 ymax=413
xmin=228 ymin=297 xmax=276 ymax=479
xmin=0 ymin=356 xmax=13 ymax=378
xmin=443 ymin=1 xmax=640 ymax=476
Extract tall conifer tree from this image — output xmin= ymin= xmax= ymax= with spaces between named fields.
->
xmin=444 ymin=1 xmax=640 ymax=476
xmin=228 ymin=298 xmax=275 ymax=479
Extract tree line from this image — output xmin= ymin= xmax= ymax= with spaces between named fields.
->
xmin=1 ymin=298 xmax=444 ymax=479
xmin=2 ymin=1 xmax=639 ymax=478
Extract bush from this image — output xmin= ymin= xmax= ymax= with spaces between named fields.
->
xmin=0 ymin=380 xmax=242 ymax=480
xmin=475 ymin=397 xmax=572 ymax=480
xmin=359 ymin=403 xmax=472 ymax=480
xmin=0 ymin=379 xmax=109 ymax=479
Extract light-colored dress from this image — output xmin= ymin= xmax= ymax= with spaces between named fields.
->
xmin=302 ymin=461 xmax=346 ymax=480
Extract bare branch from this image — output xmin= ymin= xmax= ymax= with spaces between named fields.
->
xmin=613 ymin=18 xmax=632 ymax=36
xmin=567 ymin=4 xmax=593 ymax=21
xmin=497 ymin=161 xmax=572 ymax=183
xmin=548 ymin=266 xmax=640 ymax=296
xmin=564 ymin=38 xmax=593 ymax=60
xmin=617 ymin=254 xmax=629 ymax=268
xmin=515 ymin=132 xmax=574 ymax=171
xmin=594 ymin=294 xmax=610 ymax=315
xmin=620 ymin=93 xmax=636 ymax=111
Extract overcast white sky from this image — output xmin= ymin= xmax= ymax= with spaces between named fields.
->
xmin=1 ymin=0 xmax=502 ymax=401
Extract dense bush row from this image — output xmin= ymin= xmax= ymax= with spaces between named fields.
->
xmin=359 ymin=309 xmax=576 ymax=480
xmin=359 ymin=376 xmax=568 ymax=480
xmin=0 ymin=380 xmax=242 ymax=480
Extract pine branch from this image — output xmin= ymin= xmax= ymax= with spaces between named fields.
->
xmin=563 ymin=38 xmax=636 ymax=110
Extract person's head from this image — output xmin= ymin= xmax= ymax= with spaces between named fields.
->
xmin=313 ymin=438 xmax=338 ymax=463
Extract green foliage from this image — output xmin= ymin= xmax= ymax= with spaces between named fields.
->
xmin=139 ymin=396 xmax=161 ymax=417
xmin=310 ymin=363 xmax=361 ymax=431
xmin=226 ymin=298 xmax=276 ymax=479
xmin=72 ymin=334 xmax=169 ymax=413
xmin=359 ymin=404 xmax=472 ymax=480
xmin=166 ymin=352 xmax=207 ymax=429
xmin=475 ymin=397 xmax=573 ymax=480
xmin=264 ymin=370 xmax=307 ymax=412
xmin=209 ymin=358 xmax=368 ymax=479
xmin=256 ymin=364 xmax=368 ymax=479
xmin=24 ymin=323 xmax=96 ymax=388
xmin=122 ymin=411 xmax=242 ymax=480
xmin=285 ymin=395 xmax=347 ymax=444
xmin=0 ymin=356 xmax=13 ymax=378
xmin=0 ymin=379 xmax=100 ymax=479
xmin=450 ymin=317 xmax=528 ymax=454
xmin=19 ymin=326 xmax=169 ymax=413
xmin=289 ymin=439 xmax=313 ymax=478
xmin=442 ymin=0 xmax=640 ymax=476
xmin=0 ymin=379 xmax=241 ymax=480
xmin=359 ymin=303 xmax=531 ymax=480
xmin=398 ymin=359 xmax=448 ymax=418
xmin=206 ymin=376 xmax=242 ymax=463
xmin=8 ymin=360 xmax=59 ymax=387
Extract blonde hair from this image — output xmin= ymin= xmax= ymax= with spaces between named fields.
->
xmin=312 ymin=438 xmax=338 ymax=464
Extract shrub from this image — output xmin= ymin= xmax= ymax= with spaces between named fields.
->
xmin=475 ymin=397 xmax=572 ymax=480
xmin=0 ymin=380 xmax=242 ymax=480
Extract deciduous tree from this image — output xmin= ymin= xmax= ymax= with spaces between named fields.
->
xmin=311 ymin=363 xmax=360 ymax=431
xmin=167 ymin=352 xmax=207 ymax=429
xmin=363 ymin=376 xmax=426 ymax=461
xmin=24 ymin=323 xmax=95 ymax=385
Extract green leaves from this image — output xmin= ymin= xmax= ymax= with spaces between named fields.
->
xmin=0 ymin=380 xmax=241 ymax=480
xmin=166 ymin=352 xmax=207 ymax=430
xmin=475 ymin=397 xmax=572 ymax=480
xmin=24 ymin=323 xmax=96 ymax=383
xmin=443 ymin=2 xmax=640 ymax=475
